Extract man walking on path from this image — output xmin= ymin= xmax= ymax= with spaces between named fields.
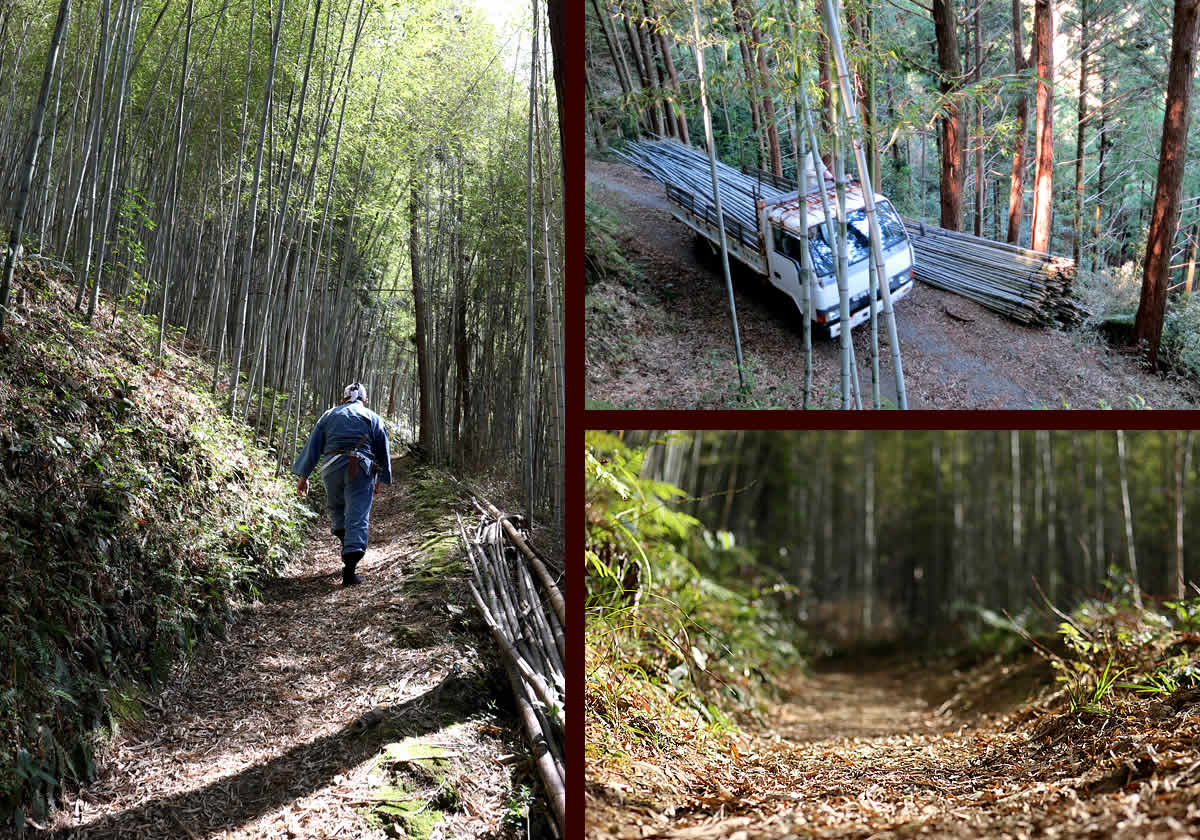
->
xmin=293 ymin=383 xmax=392 ymax=586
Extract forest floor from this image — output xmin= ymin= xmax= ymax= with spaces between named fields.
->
xmin=586 ymin=157 xmax=1200 ymax=409
xmin=586 ymin=655 xmax=1200 ymax=839
xmin=42 ymin=455 xmax=534 ymax=839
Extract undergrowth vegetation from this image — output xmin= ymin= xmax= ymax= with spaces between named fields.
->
xmin=585 ymin=191 xmax=636 ymax=286
xmin=1076 ymin=265 xmax=1200 ymax=383
xmin=0 ymin=268 xmax=315 ymax=827
xmin=1043 ymin=590 xmax=1200 ymax=718
xmin=585 ymin=432 xmax=803 ymax=773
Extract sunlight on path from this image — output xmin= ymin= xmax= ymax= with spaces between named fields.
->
xmin=590 ymin=658 xmax=1200 ymax=839
xmin=49 ymin=459 xmax=513 ymax=838
xmin=588 ymin=661 xmax=1046 ymax=840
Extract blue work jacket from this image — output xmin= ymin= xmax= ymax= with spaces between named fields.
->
xmin=292 ymin=400 xmax=392 ymax=485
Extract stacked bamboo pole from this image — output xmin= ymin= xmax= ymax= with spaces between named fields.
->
xmin=904 ymin=220 xmax=1087 ymax=326
xmin=614 ymin=139 xmax=787 ymax=243
xmin=457 ymin=500 xmax=565 ymax=834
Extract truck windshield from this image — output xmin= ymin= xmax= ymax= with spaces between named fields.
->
xmin=807 ymin=200 xmax=907 ymax=276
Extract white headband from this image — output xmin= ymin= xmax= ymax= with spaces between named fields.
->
xmin=344 ymin=382 xmax=367 ymax=402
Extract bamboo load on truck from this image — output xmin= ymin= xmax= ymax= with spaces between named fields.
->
xmin=616 ymin=138 xmax=915 ymax=337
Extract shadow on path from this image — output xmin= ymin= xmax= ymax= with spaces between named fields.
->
xmin=44 ymin=455 xmax=510 ymax=839
xmin=49 ymin=672 xmax=474 ymax=838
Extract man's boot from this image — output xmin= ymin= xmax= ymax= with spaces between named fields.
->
xmin=342 ymin=550 xmax=365 ymax=586
xmin=333 ymin=528 xmax=346 ymax=549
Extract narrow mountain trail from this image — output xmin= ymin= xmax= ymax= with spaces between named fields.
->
xmin=45 ymin=455 xmax=523 ymax=839
xmin=587 ymin=658 xmax=1200 ymax=839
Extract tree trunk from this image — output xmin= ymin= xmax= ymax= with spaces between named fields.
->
xmin=1135 ymin=0 xmax=1200 ymax=367
xmin=72 ymin=0 xmax=114 ymax=313
xmin=411 ymin=184 xmax=430 ymax=453
xmin=1116 ymin=429 xmax=1142 ymax=608
xmin=1011 ymin=430 xmax=1022 ymax=557
xmin=0 ymin=0 xmax=71 ymax=331
xmin=1042 ymin=430 xmax=1057 ymax=598
xmin=752 ymin=25 xmax=782 ymax=176
xmin=158 ymin=0 xmax=193 ymax=357
xmin=591 ymin=0 xmax=635 ymax=107
xmin=1029 ymin=0 xmax=1054 ymax=253
xmin=547 ymin=0 xmax=565 ymax=163
xmin=731 ymin=0 xmax=762 ymax=168
xmin=230 ymin=0 xmax=286 ymax=414
xmin=525 ymin=0 xmax=539 ymax=516
xmin=817 ymin=3 xmax=833 ymax=151
xmin=453 ymin=217 xmax=470 ymax=468
xmin=621 ymin=0 xmax=663 ymax=136
xmin=932 ymin=0 xmax=963 ymax=230
xmin=1173 ymin=431 xmax=1194 ymax=599
xmin=1073 ymin=0 xmax=1089 ymax=266
xmin=1092 ymin=74 xmax=1109 ymax=271
xmin=863 ymin=432 xmax=875 ymax=630
xmin=1094 ymin=430 xmax=1105 ymax=579
xmin=1185 ymin=221 xmax=1199 ymax=297
xmin=648 ymin=0 xmax=688 ymax=144
xmin=634 ymin=0 xmax=669 ymax=137
xmin=973 ymin=4 xmax=983 ymax=238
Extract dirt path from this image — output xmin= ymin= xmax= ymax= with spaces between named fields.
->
xmin=586 ymin=158 xmax=1200 ymax=409
xmin=45 ymin=457 xmax=524 ymax=839
xmin=586 ymin=659 xmax=1200 ymax=839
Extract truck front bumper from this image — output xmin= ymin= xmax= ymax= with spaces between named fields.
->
xmin=824 ymin=276 xmax=914 ymax=338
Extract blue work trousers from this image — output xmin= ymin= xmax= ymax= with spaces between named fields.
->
xmin=323 ymin=462 xmax=376 ymax=556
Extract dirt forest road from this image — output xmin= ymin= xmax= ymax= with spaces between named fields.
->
xmin=586 ymin=659 xmax=1200 ymax=839
xmin=43 ymin=456 xmax=526 ymax=839
xmin=586 ymin=158 xmax=1200 ymax=409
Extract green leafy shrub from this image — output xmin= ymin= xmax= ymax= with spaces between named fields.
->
xmin=1049 ymin=591 xmax=1200 ymax=716
xmin=0 ymin=269 xmax=315 ymax=826
xmin=584 ymin=192 xmax=635 ymax=285
xmin=585 ymin=432 xmax=802 ymax=764
xmin=1160 ymin=292 xmax=1200 ymax=379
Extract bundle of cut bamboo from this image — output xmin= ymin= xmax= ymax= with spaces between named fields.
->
xmin=613 ymin=139 xmax=787 ymax=242
xmin=457 ymin=499 xmax=565 ymax=833
xmin=904 ymin=220 xmax=1088 ymax=327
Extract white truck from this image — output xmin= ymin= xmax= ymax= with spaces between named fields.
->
xmin=622 ymin=140 xmax=915 ymax=337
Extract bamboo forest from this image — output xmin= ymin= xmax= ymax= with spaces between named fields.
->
xmin=586 ymin=429 xmax=1200 ymax=838
xmin=0 ymin=0 xmax=564 ymax=834
xmin=584 ymin=0 xmax=1200 ymax=409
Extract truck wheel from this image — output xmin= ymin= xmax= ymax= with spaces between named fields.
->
xmin=694 ymin=233 xmax=718 ymax=263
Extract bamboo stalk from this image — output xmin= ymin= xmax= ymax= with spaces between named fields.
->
xmin=821 ymin=0 xmax=908 ymax=409
xmin=470 ymin=493 xmax=565 ymax=633
xmin=832 ymin=88 xmax=852 ymax=409
xmin=486 ymin=593 xmax=566 ymax=833
xmin=791 ymin=74 xmax=813 ymax=408
xmin=690 ymin=0 xmax=745 ymax=391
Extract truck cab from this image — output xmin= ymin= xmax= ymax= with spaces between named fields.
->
xmin=761 ymin=185 xmax=914 ymax=337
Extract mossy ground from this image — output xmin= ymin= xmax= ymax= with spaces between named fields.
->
xmin=364 ymin=741 xmax=458 ymax=838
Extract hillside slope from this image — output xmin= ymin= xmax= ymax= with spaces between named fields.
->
xmin=0 ymin=265 xmax=314 ymax=828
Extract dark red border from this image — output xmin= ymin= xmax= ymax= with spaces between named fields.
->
xmin=581 ymin=409 xmax=1200 ymax=430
